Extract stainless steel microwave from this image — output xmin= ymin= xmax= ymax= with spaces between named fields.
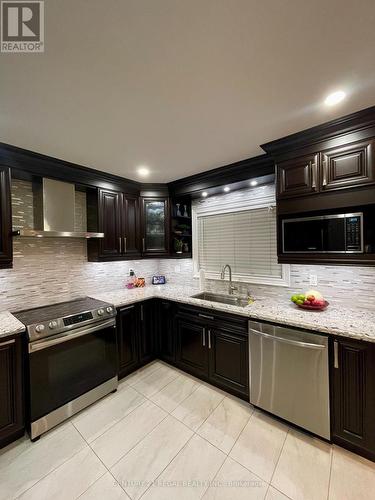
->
xmin=282 ymin=212 xmax=364 ymax=253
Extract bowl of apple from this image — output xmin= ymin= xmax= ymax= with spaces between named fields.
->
xmin=291 ymin=290 xmax=329 ymax=311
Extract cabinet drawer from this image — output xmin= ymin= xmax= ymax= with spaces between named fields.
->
xmin=176 ymin=304 xmax=248 ymax=334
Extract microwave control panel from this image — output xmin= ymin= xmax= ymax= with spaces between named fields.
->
xmin=345 ymin=216 xmax=362 ymax=251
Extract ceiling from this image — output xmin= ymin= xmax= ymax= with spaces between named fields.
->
xmin=1 ymin=0 xmax=375 ymax=183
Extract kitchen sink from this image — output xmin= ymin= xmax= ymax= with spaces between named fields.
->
xmin=191 ymin=292 xmax=250 ymax=307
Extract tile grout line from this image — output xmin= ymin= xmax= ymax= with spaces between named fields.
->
xmin=71 ymin=422 xmax=124 ymax=500
xmin=136 ymin=431 xmax=198 ymax=500
xmin=268 ymin=427 xmax=290 ymax=490
xmin=326 ymin=446 xmax=334 ymax=500
xmin=12 ymin=422 xmax=94 ymax=500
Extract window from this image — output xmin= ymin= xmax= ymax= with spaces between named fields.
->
xmin=192 ymin=185 xmax=290 ymax=286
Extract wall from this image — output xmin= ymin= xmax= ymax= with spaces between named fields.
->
xmin=0 ymin=180 xmax=159 ymax=312
xmin=2 ymin=180 xmax=375 ymax=313
xmin=185 ymin=184 xmax=375 ymax=311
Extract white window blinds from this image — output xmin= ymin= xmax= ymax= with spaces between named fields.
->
xmin=197 ymin=206 xmax=282 ymax=279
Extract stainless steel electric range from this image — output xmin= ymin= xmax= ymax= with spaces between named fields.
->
xmin=14 ymin=297 xmax=118 ymax=441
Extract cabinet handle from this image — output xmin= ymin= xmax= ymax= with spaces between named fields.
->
xmin=208 ymin=329 xmax=211 ymax=349
xmin=311 ymin=163 xmax=317 ymax=189
xmin=334 ymin=340 xmax=339 ymax=369
xmin=322 ymin=159 xmax=328 ymax=187
xmin=120 ymin=305 xmax=134 ymax=312
xmin=142 ymin=238 xmax=145 ymax=252
xmin=199 ymin=313 xmax=214 ymax=320
xmin=140 ymin=304 xmax=144 ymax=322
xmin=0 ymin=339 xmax=15 ymax=347
xmin=202 ymin=327 xmax=206 ymax=347
xmin=119 ymin=237 xmax=122 ymax=253
xmin=124 ymin=237 xmax=127 ymax=253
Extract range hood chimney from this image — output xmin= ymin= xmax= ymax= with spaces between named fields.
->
xmin=19 ymin=178 xmax=104 ymax=238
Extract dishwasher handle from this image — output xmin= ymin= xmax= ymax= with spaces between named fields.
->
xmin=249 ymin=327 xmax=326 ymax=350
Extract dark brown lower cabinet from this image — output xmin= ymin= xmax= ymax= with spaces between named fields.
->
xmin=0 ymin=335 xmax=24 ymax=449
xmin=117 ymin=304 xmax=139 ymax=377
xmin=175 ymin=306 xmax=249 ymax=399
xmin=157 ymin=300 xmax=176 ymax=363
xmin=117 ymin=301 xmax=156 ymax=378
xmin=176 ymin=316 xmax=209 ymax=378
xmin=208 ymin=327 xmax=248 ymax=397
xmin=331 ymin=337 xmax=375 ymax=461
xmin=139 ymin=301 xmax=156 ymax=365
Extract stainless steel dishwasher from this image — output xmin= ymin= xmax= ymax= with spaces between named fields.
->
xmin=249 ymin=320 xmax=330 ymax=439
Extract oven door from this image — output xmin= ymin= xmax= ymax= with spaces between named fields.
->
xmin=28 ymin=318 xmax=117 ymax=422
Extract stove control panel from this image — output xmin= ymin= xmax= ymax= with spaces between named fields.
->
xmin=26 ymin=302 xmax=117 ymax=342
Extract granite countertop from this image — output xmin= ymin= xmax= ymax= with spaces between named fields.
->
xmin=91 ymin=284 xmax=375 ymax=343
xmin=1 ymin=284 xmax=374 ymax=342
xmin=0 ymin=311 xmax=25 ymax=339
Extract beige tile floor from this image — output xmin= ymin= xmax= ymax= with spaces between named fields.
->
xmin=1 ymin=360 xmax=375 ymax=500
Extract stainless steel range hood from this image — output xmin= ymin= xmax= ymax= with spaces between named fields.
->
xmin=19 ymin=178 xmax=104 ymax=238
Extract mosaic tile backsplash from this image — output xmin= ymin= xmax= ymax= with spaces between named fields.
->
xmin=1 ymin=180 xmax=375 ymax=312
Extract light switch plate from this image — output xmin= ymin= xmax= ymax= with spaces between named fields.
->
xmin=309 ymin=274 xmax=318 ymax=286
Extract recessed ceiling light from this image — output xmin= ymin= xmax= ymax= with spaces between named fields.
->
xmin=202 ymin=191 xmax=208 ymax=197
xmin=250 ymin=180 xmax=258 ymax=187
xmin=324 ymin=90 xmax=346 ymax=106
xmin=137 ymin=166 xmax=150 ymax=177
xmin=224 ymin=186 xmax=230 ymax=192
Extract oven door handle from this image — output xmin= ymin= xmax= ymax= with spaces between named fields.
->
xmin=28 ymin=318 xmax=116 ymax=353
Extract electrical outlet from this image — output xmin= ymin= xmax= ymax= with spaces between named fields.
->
xmin=309 ymin=274 xmax=318 ymax=286
xmin=174 ymin=265 xmax=181 ymax=273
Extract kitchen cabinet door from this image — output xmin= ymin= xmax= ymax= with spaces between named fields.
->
xmin=0 ymin=336 xmax=24 ymax=449
xmin=98 ymin=189 xmax=123 ymax=257
xmin=176 ymin=316 xmax=209 ymax=378
xmin=141 ymin=197 xmax=169 ymax=256
xmin=0 ymin=166 xmax=12 ymax=269
xmin=117 ymin=305 xmax=139 ymax=378
xmin=208 ymin=327 xmax=249 ymax=399
xmin=321 ymin=139 xmax=375 ymax=191
xmin=332 ymin=337 xmax=375 ymax=461
xmin=277 ymin=154 xmax=319 ymax=199
xmin=158 ymin=300 xmax=176 ymax=363
xmin=139 ymin=301 xmax=156 ymax=365
xmin=123 ymin=194 xmax=141 ymax=258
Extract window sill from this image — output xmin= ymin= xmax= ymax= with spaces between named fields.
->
xmin=193 ymin=268 xmax=291 ymax=287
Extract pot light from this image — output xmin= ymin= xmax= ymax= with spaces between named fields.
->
xmin=201 ymin=191 xmax=208 ymax=197
xmin=250 ymin=180 xmax=258 ymax=187
xmin=223 ymin=186 xmax=230 ymax=192
xmin=137 ymin=166 xmax=150 ymax=177
xmin=324 ymin=90 xmax=346 ymax=106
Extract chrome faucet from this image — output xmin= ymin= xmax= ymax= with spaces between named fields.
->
xmin=220 ymin=264 xmax=237 ymax=295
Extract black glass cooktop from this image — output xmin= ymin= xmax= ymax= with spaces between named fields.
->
xmin=13 ymin=297 xmax=111 ymax=325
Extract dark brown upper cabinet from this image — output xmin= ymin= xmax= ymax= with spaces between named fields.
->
xmin=88 ymin=189 xmax=141 ymax=261
xmin=277 ymin=139 xmax=375 ymax=199
xmin=141 ymin=197 xmax=169 ymax=256
xmin=0 ymin=166 xmax=12 ymax=269
xmin=277 ymin=154 xmax=319 ymax=199
xmin=98 ymin=189 xmax=123 ymax=257
xmin=320 ymin=138 xmax=375 ymax=192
